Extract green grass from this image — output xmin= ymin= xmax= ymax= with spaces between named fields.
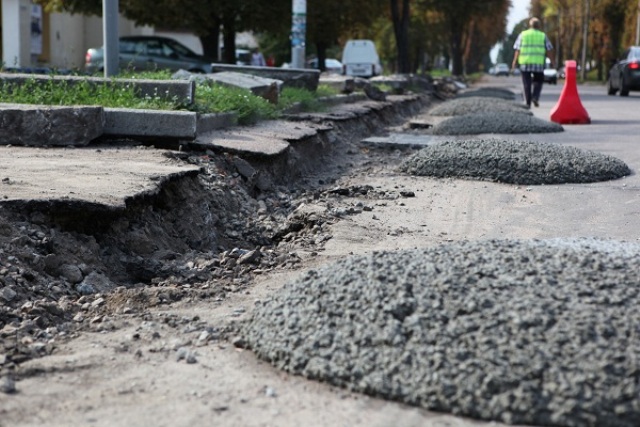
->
xmin=193 ymin=83 xmax=278 ymax=124
xmin=0 ymin=77 xmax=178 ymax=110
xmin=0 ymin=72 xmax=341 ymax=125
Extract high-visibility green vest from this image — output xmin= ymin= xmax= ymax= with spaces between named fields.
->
xmin=519 ymin=29 xmax=546 ymax=65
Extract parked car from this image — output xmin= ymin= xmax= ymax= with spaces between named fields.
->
xmin=607 ymin=46 xmax=640 ymax=96
xmin=85 ymin=36 xmax=213 ymax=74
xmin=341 ymin=40 xmax=382 ymax=77
xmin=543 ymin=58 xmax=558 ymax=84
xmin=307 ymin=58 xmax=343 ymax=74
xmin=495 ymin=63 xmax=510 ymax=76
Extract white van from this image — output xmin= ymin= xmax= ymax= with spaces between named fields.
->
xmin=341 ymin=39 xmax=382 ymax=77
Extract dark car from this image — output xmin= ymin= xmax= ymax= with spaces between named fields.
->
xmin=607 ymin=46 xmax=640 ymax=96
xmin=85 ymin=36 xmax=212 ymax=74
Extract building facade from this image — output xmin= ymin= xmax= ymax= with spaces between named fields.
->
xmin=1 ymin=0 xmax=203 ymax=71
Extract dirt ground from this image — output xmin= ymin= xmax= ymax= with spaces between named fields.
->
xmin=2 ymin=76 xmax=640 ymax=427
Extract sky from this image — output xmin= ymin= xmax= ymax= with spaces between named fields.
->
xmin=491 ymin=0 xmax=530 ymax=62
xmin=509 ymin=0 xmax=530 ymax=33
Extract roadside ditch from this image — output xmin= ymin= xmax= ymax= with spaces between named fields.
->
xmin=0 ymin=92 xmax=431 ymax=377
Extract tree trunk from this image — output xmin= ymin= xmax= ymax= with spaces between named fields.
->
xmin=316 ymin=42 xmax=328 ymax=71
xmin=199 ymin=16 xmax=221 ymax=62
xmin=450 ymin=30 xmax=464 ymax=76
xmin=390 ymin=0 xmax=411 ymax=74
xmin=222 ymin=12 xmax=237 ymax=64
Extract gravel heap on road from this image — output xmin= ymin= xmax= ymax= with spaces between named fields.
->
xmin=432 ymin=111 xmax=563 ymax=135
xmin=240 ymin=238 xmax=640 ymax=426
xmin=456 ymin=87 xmax=516 ymax=100
xmin=399 ymin=139 xmax=631 ymax=184
xmin=429 ymin=97 xmax=531 ymax=117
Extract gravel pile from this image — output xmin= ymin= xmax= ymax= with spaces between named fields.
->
xmin=429 ymin=97 xmax=530 ymax=116
xmin=432 ymin=111 xmax=563 ymax=135
xmin=399 ymin=139 xmax=631 ymax=184
xmin=456 ymin=87 xmax=516 ymax=100
xmin=240 ymin=238 xmax=640 ymax=426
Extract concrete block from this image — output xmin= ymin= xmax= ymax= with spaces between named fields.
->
xmin=0 ymin=73 xmax=196 ymax=105
xmin=205 ymin=72 xmax=282 ymax=104
xmin=209 ymin=64 xmax=320 ymax=91
xmin=197 ymin=112 xmax=238 ymax=133
xmin=0 ymin=103 xmax=103 ymax=147
xmin=104 ymin=108 xmax=197 ymax=139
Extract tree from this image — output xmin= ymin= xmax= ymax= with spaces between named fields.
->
xmin=307 ymin=0 xmax=386 ymax=71
xmin=418 ymin=0 xmax=509 ymax=75
xmin=35 ymin=0 xmax=291 ymax=63
xmin=390 ymin=0 xmax=411 ymax=73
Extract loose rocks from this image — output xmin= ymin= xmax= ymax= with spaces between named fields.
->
xmin=432 ymin=111 xmax=563 ymax=135
xmin=399 ymin=139 xmax=631 ymax=185
xmin=240 ymin=238 xmax=640 ymax=426
xmin=456 ymin=87 xmax=516 ymax=100
xmin=428 ymin=97 xmax=531 ymax=116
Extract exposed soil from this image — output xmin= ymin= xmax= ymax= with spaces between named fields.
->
xmin=2 ymin=90 xmax=488 ymax=426
xmin=2 ymin=77 xmax=639 ymax=427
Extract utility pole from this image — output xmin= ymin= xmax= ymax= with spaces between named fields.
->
xmin=291 ymin=0 xmax=306 ymax=69
xmin=636 ymin=0 xmax=640 ymax=45
xmin=103 ymin=0 xmax=119 ymax=77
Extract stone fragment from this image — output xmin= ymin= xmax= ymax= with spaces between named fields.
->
xmin=1 ymin=287 xmax=17 ymax=302
xmin=209 ymin=63 xmax=320 ymax=91
xmin=59 ymin=264 xmax=84 ymax=284
xmin=205 ymin=72 xmax=282 ymax=104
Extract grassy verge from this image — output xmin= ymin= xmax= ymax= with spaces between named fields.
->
xmin=0 ymin=71 xmax=340 ymax=125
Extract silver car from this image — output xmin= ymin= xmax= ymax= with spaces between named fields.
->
xmin=85 ymin=36 xmax=212 ymax=74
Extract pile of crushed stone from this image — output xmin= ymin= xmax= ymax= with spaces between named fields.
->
xmin=432 ymin=111 xmax=563 ymax=135
xmin=399 ymin=139 xmax=631 ymax=184
xmin=429 ymin=96 xmax=530 ymax=117
xmin=240 ymin=238 xmax=640 ymax=426
xmin=456 ymin=87 xmax=516 ymax=100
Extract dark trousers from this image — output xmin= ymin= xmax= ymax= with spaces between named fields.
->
xmin=521 ymin=71 xmax=544 ymax=106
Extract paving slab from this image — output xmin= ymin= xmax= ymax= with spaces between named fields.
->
xmin=190 ymin=120 xmax=329 ymax=156
xmin=209 ymin=64 xmax=320 ymax=91
xmin=0 ymin=145 xmax=199 ymax=208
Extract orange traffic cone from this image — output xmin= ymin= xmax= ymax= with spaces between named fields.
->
xmin=550 ymin=60 xmax=590 ymax=124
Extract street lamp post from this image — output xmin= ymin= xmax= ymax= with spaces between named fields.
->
xmin=636 ymin=0 xmax=640 ymax=45
xmin=103 ymin=0 xmax=119 ymax=77
xmin=291 ymin=0 xmax=306 ymax=69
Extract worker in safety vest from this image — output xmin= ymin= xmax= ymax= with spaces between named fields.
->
xmin=512 ymin=17 xmax=554 ymax=108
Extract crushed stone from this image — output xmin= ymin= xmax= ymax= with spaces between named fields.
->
xmin=432 ymin=112 xmax=563 ymax=135
xmin=456 ymin=87 xmax=516 ymax=100
xmin=429 ymin=97 xmax=531 ymax=116
xmin=240 ymin=238 xmax=640 ymax=426
xmin=399 ymin=138 xmax=631 ymax=184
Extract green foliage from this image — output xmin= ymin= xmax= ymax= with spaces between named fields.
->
xmin=277 ymin=87 xmax=324 ymax=111
xmin=192 ymin=83 xmax=278 ymax=124
xmin=0 ymin=77 xmax=178 ymax=110
xmin=118 ymin=70 xmax=173 ymax=80
xmin=315 ymin=84 xmax=340 ymax=98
